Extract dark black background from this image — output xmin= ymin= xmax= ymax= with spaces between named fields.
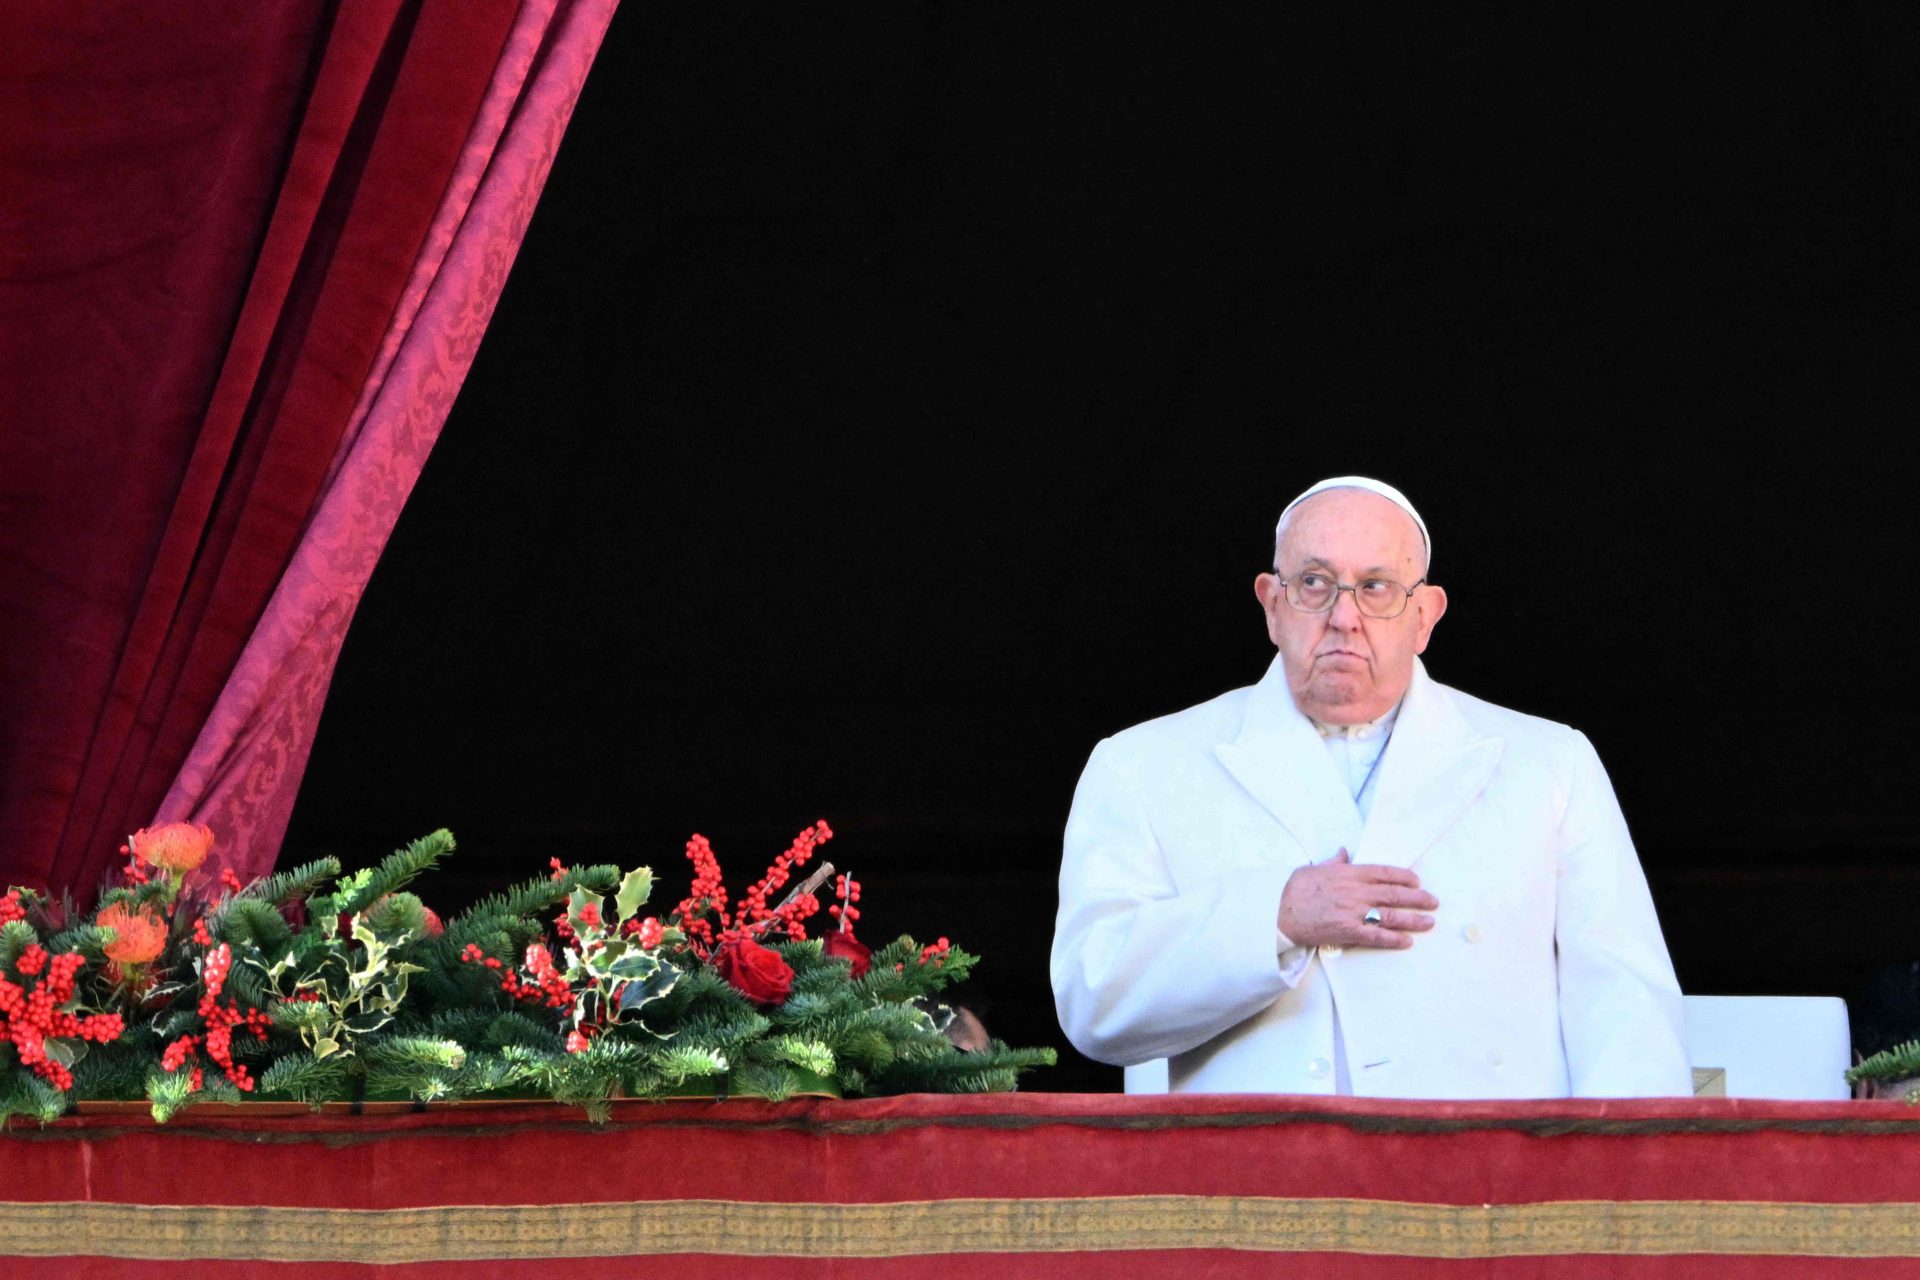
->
xmin=284 ymin=4 xmax=1920 ymax=1089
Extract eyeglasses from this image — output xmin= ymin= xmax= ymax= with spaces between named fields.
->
xmin=1271 ymin=571 xmax=1426 ymax=620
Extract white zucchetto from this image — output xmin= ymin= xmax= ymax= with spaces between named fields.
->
xmin=1275 ymin=475 xmax=1431 ymax=570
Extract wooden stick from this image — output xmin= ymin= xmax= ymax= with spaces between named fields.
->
xmin=748 ymin=861 xmax=835 ymax=935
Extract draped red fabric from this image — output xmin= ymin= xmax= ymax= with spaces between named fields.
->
xmin=9 ymin=1095 xmax=1920 ymax=1274
xmin=0 ymin=1 xmax=563 ymax=898
xmin=161 ymin=0 xmax=621 ymax=881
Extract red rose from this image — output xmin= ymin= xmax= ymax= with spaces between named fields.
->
xmin=713 ymin=937 xmax=794 ymax=1005
xmin=822 ymin=929 xmax=872 ymax=979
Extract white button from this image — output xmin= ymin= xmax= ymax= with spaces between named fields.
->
xmin=1462 ymin=924 xmax=1482 ymax=944
xmin=1487 ymin=1050 xmax=1503 ymax=1069
xmin=1307 ymin=1057 xmax=1331 ymax=1079
xmin=1322 ymin=945 xmax=1343 ymax=958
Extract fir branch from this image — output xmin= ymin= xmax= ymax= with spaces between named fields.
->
xmin=144 ymin=1069 xmax=198 ymax=1123
xmin=364 ymin=1037 xmax=468 ymax=1102
xmin=731 ymin=1063 xmax=800 ymax=1103
xmin=831 ymin=1026 xmax=896 ymax=1073
xmin=365 ymin=1036 xmax=466 ymax=1074
xmin=71 ymin=1040 xmax=157 ymax=1102
xmin=866 ymin=1043 xmax=1056 ymax=1096
xmin=647 ymin=1045 xmax=728 ymax=1085
xmin=217 ymin=958 xmax=272 ymax=1011
xmin=258 ymin=1052 xmax=351 ymax=1106
xmin=409 ymin=1007 xmax=497 ymax=1045
xmin=221 ymin=898 xmax=294 ymax=959
xmin=443 ymin=864 xmax=621 ymax=947
xmin=767 ymin=990 xmax=839 ymax=1029
xmin=363 ymin=891 xmax=428 ymax=940
xmin=747 ymin=1035 xmax=835 ymax=1076
xmin=0 ymin=1071 xmax=68 ymax=1125
xmin=242 ymin=857 xmax=343 ymax=908
xmin=43 ymin=923 xmax=114 ymax=961
xmin=1849 ymin=1038 xmax=1920 ymax=1084
xmin=444 ymin=1050 xmax=535 ymax=1097
xmin=334 ymin=830 xmax=457 ymax=916
xmin=0 ymin=921 xmax=35 ymax=971
xmin=480 ymin=1011 xmax=564 ymax=1052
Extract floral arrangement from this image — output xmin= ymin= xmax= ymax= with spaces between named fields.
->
xmin=0 ymin=821 xmax=1052 ymax=1124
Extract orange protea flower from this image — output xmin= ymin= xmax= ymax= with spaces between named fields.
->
xmin=128 ymin=822 xmax=214 ymax=875
xmin=97 ymin=901 xmax=168 ymax=965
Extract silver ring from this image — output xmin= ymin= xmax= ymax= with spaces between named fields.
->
xmin=1362 ymin=908 xmax=1383 ymax=926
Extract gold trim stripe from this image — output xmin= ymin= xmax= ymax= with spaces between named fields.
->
xmin=4 ymin=1196 xmax=1920 ymax=1262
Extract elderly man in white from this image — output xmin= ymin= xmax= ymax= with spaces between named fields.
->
xmin=1051 ymin=477 xmax=1692 ymax=1098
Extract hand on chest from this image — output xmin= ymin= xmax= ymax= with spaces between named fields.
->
xmin=1155 ymin=751 xmax=1563 ymax=932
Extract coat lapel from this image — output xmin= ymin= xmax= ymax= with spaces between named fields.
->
xmin=1356 ymin=660 xmax=1503 ymax=869
xmin=1213 ymin=656 xmax=1361 ymax=868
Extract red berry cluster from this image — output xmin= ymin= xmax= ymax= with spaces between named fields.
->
xmin=670 ymin=823 xmax=836 ymax=956
xmin=0 ymin=888 xmax=26 ymax=926
xmin=828 ymin=874 xmax=863 ymax=934
xmin=192 ymin=916 xmax=213 ymax=946
xmin=464 ymin=942 xmax=571 ymax=1010
xmin=162 ymin=943 xmax=271 ymax=1093
xmin=117 ymin=841 xmax=153 ymax=887
xmin=219 ymin=867 xmax=244 ymax=894
xmin=672 ymin=835 xmax=729 ymax=956
xmin=737 ymin=821 xmax=832 ymax=936
xmin=548 ymin=857 xmax=568 ymax=883
xmin=918 ymin=937 xmax=952 ymax=967
xmin=622 ymin=916 xmax=664 ymax=948
xmin=0 ymin=946 xmax=125 ymax=1090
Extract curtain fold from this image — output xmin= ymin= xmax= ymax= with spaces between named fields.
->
xmin=0 ymin=0 xmax=620 ymax=897
xmin=163 ymin=0 xmax=621 ymax=882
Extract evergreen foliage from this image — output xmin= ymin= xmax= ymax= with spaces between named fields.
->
xmin=220 ymin=898 xmax=295 ymax=958
xmin=0 ymin=1073 xmax=69 ymax=1125
xmin=0 ymin=826 xmax=1056 ymax=1126
xmin=327 ymin=829 xmax=457 ymax=917
xmin=1848 ymin=1038 xmax=1920 ymax=1086
xmin=43 ymin=923 xmax=114 ymax=961
xmin=244 ymin=857 xmax=343 ymax=908
xmin=0 ymin=920 xmax=35 ymax=969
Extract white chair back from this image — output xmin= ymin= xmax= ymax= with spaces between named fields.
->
xmin=1683 ymin=994 xmax=1852 ymax=1100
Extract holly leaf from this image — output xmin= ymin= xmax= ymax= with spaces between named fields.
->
xmin=568 ymin=887 xmax=603 ymax=936
xmin=614 ymin=960 xmax=681 ymax=1022
xmin=607 ymin=950 xmax=659 ymax=980
xmin=42 ymin=1037 xmax=83 ymax=1069
xmin=615 ymin=868 xmax=653 ymax=925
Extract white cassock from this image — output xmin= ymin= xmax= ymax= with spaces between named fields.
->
xmin=1050 ymin=655 xmax=1692 ymax=1098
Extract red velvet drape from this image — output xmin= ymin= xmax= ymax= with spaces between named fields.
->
xmin=10 ymin=1095 xmax=1920 ymax=1274
xmin=0 ymin=1 xmax=525 ymax=898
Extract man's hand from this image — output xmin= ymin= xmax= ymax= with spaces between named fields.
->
xmin=1278 ymin=848 xmax=1438 ymax=950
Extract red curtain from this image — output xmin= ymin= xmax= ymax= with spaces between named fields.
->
xmin=0 ymin=0 xmax=615 ymax=898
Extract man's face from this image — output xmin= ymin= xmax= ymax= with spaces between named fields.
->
xmin=1253 ymin=488 xmax=1447 ymax=726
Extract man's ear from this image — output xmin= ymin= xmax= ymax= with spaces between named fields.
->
xmin=1254 ymin=573 xmax=1284 ymax=645
xmin=1412 ymin=584 xmax=1447 ymax=653
xmin=1254 ymin=573 xmax=1280 ymax=610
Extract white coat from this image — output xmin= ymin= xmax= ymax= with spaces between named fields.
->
xmin=1051 ymin=656 xmax=1692 ymax=1098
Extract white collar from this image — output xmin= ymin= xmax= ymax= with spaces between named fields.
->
xmin=1310 ymin=700 xmax=1402 ymax=742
